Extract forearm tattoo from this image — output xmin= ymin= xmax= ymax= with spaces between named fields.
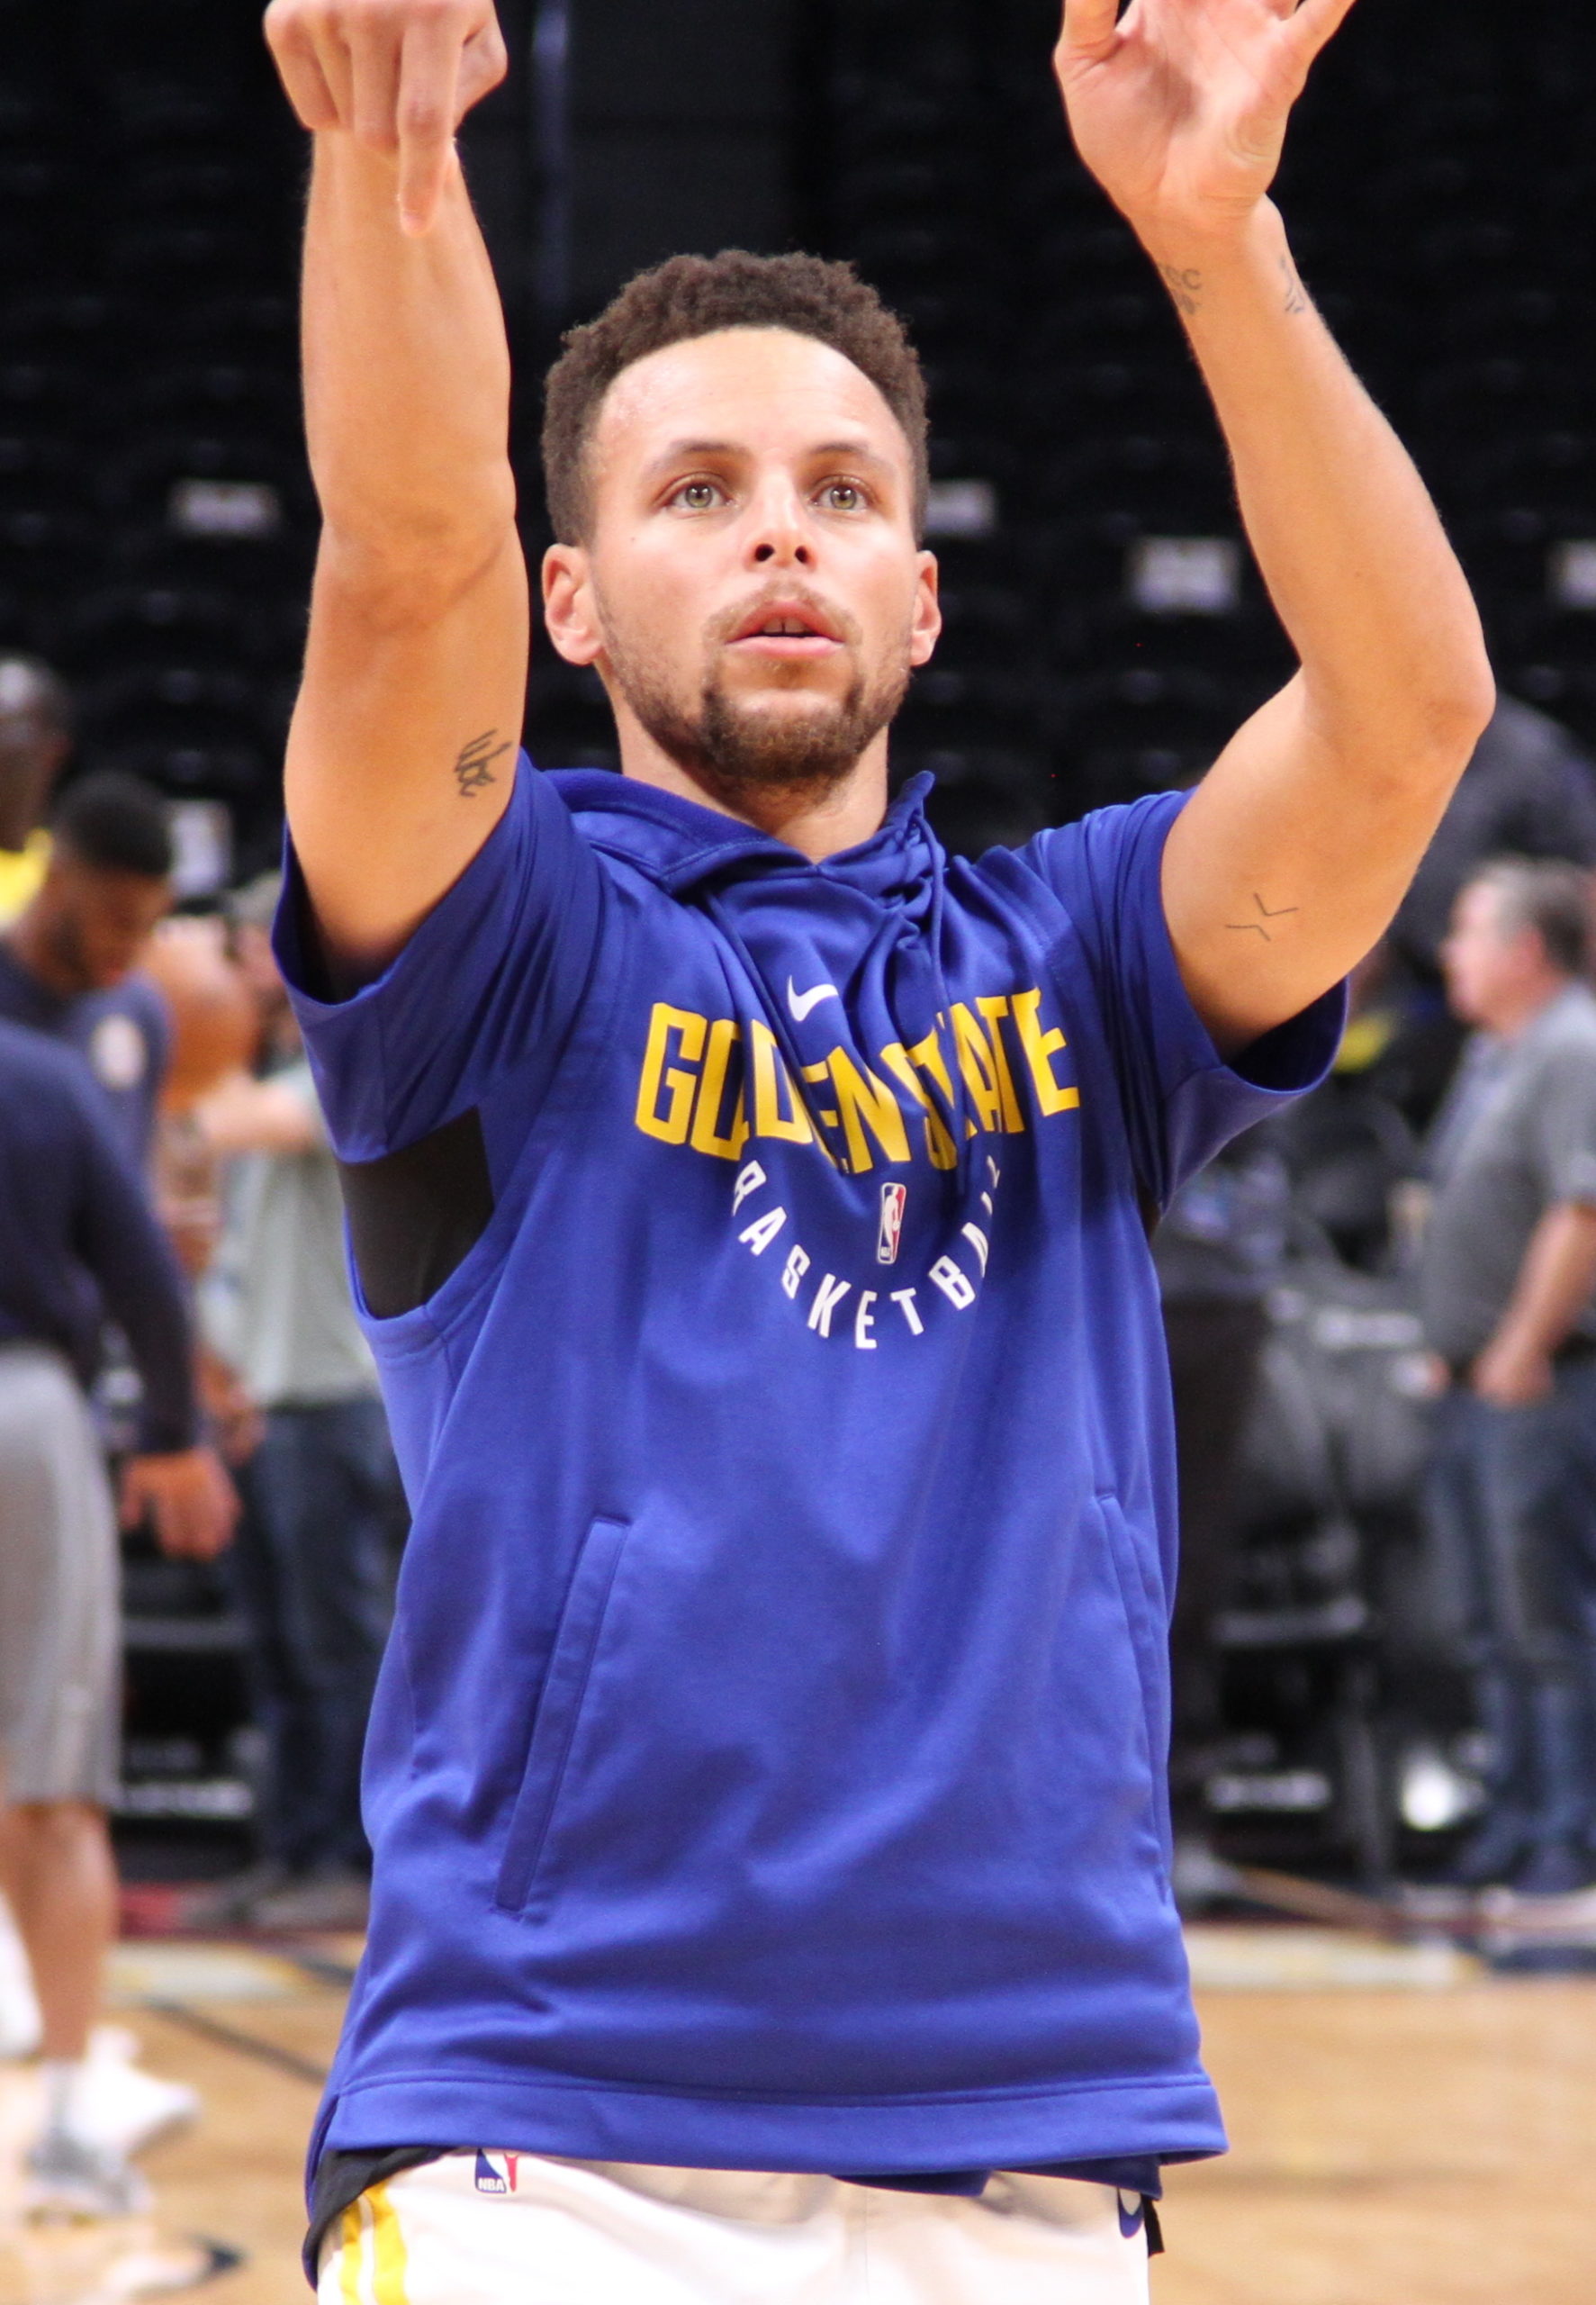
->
xmin=454 ymin=728 xmax=512 ymax=798
xmin=1226 ymin=894 xmax=1300 ymax=942
xmin=1158 ymin=263 xmax=1204 ymax=318
xmin=1279 ymin=255 xmax=1308 ymax=316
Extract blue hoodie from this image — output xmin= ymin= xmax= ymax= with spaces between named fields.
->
xmin=278 ymin=759 xmax=1341 ymax=2183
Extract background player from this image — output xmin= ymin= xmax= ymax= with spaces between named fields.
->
xmin=0 ymin=1023 xmax=236 ymax=2218
xmin=0 ymin=772 xmax=175 ymax=1167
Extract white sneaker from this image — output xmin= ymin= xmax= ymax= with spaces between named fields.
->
xmin=72 ymin=2030 xmax=201 ymax=2159
xmin=23 ymin=2128 xmax=151 ymax=2221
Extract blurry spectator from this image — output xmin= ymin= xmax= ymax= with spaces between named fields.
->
xmin=0 ymin=656 xmax=72 ymax=926
xmin=141 ymin=917 xmax=263 ymax=1287
xmin=186 ymin=873 xmax=401 ymax=1932
xmin=140 ymin=915 xmax=275 ymax=1483
xmin=1396 ymin=697 xmax=1596 ymax=975
xmin=1420 ymin=858 xmax=1596 ymax=1895
xmin=143 ymin=919 xmax=262 ymax=1125
xmin=1156 ymin=1138 xmax=1291 ymax=1897
xmin=0 ymin=773 xmax=175 ymax=1165
xmin=0 ymin=1020 xmax=236 ymax=2218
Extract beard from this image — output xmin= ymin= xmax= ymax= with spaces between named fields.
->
xmin=600 ymin=592 xmax=912 ymax=815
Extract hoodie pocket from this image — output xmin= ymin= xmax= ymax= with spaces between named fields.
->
xmin=1097 ymin=1491 xmax=1173 ymax=1851
xmin=494 ymin=1514 xmax=631 ymax=1917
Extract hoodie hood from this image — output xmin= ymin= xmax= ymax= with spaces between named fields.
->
xmin=550 ymin=768 xmax=970 ymax=1180
xmin=547 ymin=767 xmax=940 ymax=906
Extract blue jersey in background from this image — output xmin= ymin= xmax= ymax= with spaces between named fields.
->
xmin=0 ymin=942 xmax=170 ymax=1168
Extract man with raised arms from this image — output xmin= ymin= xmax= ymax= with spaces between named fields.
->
xmin=263 ymin=1 xmax=1491 ymax=2297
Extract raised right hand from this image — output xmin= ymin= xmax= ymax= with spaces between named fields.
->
xmin=264 ymin=0 xmax=509 ymax=234
xmin=1055 ymin=0 xmax=1357 ymax=253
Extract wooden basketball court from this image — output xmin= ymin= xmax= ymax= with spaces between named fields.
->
xmin=0 ymin=1926 xmax=1591 ymax=2303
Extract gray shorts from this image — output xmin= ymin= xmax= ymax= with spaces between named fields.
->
xmin=0 ymin=1345 xmax=120 ymax=1806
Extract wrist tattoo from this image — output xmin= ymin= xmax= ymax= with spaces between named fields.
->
xmin=1226 ymin=894 xmax=1300 ymax=942
xmin=454 ymin=728 xmax=512 ymax=799
xmin=1280 ymin=256 xmax=1308 ymax=317
xmin=1158 ymin=263 xmax=1204 ymax=317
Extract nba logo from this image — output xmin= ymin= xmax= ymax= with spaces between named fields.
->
xmin=878 ymin=1182 xmax=907 ymax=1265
xmin=472 ymin=2147 xmax=522 ymax=2184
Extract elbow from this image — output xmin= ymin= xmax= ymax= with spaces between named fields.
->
xmin=1380 ymin=652 xmax=1496 ymax=798
xmin=1424 ymin=605 xmax=1498 ymax=763
xmin=315 ymin=486 xmax=519 ymax=632
xmin=1437 ymin=649 xmax=1498 ymax=764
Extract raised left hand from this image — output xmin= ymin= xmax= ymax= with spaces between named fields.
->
xmin=1055 ymin=0 xmax=1358 ymax=249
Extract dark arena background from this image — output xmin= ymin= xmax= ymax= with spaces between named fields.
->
xmin=1 ymin=3 xmax=1594 ymax=2300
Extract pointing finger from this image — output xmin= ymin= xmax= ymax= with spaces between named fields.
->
xmin=395 ymin=7 xmax=464 ymax=234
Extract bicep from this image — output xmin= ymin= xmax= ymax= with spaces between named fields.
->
xmin=284 ymin=523 xmax=530 ymax=981
xmin=1162 ymin=673 xmax=1457 ymax=1056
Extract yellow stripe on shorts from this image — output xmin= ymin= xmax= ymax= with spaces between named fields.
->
xmin=338 ymin=2203 xmax=363 ymax=2305
xmin=370 ymin=2183 xmax=410 ymax=2305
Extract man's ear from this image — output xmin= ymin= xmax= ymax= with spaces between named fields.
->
xmin=542 ymin=542 xmax=603 ymax=667
xmin=909 ymin=550 xmax=942 ymax=669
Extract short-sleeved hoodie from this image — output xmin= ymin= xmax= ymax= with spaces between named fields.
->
xmin=278 ymin=760 xmax=1341 ymax=2184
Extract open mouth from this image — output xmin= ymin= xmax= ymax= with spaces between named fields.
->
xmin=726 ymin=601 xmax=845 ymax=657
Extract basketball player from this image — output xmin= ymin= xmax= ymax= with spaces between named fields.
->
xmin=0 ymin=773 xmax=176 ymax=1166
xmin=263 ymin=0 xmax=1492 ymax=2295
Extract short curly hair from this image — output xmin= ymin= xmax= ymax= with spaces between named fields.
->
xmin=541 ymin=249 xmax=930 ymax=546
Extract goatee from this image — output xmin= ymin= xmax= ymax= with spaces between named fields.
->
xmin=604 ymin=609 xmax=910 ymax=814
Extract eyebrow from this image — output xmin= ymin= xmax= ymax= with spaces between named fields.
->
xmin=643 ymin=437 xmax=898 ymax=480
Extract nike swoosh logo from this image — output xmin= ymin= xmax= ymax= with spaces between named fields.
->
xmin=787 ymin=977 xmax=841 ymax=1022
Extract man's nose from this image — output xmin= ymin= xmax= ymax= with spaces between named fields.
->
xmin=745 ymin=484 xmax=815 ymax=569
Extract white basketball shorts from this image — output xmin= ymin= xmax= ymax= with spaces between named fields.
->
xmin=319 ymin=2151 xmax=1152 ymax=2305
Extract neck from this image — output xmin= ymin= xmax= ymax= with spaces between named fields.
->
xmin=611 ymin=714 xmax=892 ymax=863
